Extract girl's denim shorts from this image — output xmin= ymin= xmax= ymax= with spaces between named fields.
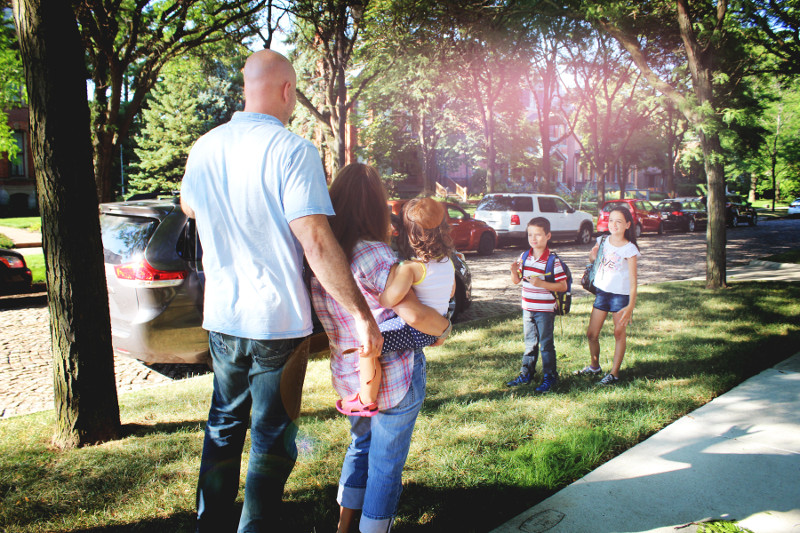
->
xmin=593 ymin=288 xmax=630 ymax=313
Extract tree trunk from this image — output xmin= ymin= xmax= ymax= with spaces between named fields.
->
xmin=13 ymin=0 xmax=121 ymax=448
xmin=703 ymin=133 xmax=727 ymax=288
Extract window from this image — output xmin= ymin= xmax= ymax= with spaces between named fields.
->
xmin=512 ymin=197 xmax=533 ymax=211
xmin=538 ymin=197 xmax=558 ymax=213
xmin=99 ymin=214 xmax=158 ymax=265
xmin=447 ymin=205 xmax=466 ymax=220
xmin=9 ymin=132 xmax=26 ymax=177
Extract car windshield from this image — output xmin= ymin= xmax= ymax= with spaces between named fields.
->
xmin=601 ymin=202 xmax=630 ymax=213
xmin=100 ymin=214 xmax=158 ymax=265
xmin=476 ymin=196 xmax=532 ymax=212
xmin=657 ymin=202 xmax=681 ymax=211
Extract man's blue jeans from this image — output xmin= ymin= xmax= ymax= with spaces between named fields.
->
xmin=521 ymin=310 xmax=557 ymax=377
xmin=338 ymin=350 xmax=426 ymax=533
xmin=196 ymin=332 xmax=309 ymax=533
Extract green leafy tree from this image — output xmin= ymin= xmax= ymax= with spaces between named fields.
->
xmin=75 ymin=0 xmax=268 ymax=203
xmin=0 ymin=8 xmax=25 ymax=158
xmin=127 ymin=44 xmax=246 ymax=195
xmin=581 ymin=0 xmax=769 ymax=288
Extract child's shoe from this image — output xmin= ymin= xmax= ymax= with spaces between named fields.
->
xmin=535 ymin=374 xmax=558 ymax=393
xmin=506 ymin=372 xmax=532 ymax=387
xmin=573 ymin=365 xmax=603 ymax=376
xmin=597 ymin=373 xmax=619 ymax=386
xmin=336 ymin=393 xmax=379 ymax=417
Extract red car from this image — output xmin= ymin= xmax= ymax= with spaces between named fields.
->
xmin=388 ymin=199 xmax=497 ymax=255
xmin=597 ymin=199 xmax=663 ymax=238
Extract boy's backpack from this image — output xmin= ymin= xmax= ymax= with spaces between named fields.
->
xmin=519 ymin=249 xmax=572 ymax=316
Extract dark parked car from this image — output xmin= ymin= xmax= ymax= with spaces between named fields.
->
xmin=0 ymin=248 xmax=33 ymax=295
xmin=655 ymin=200 xmax=708 ymax=232
xmin=726 ymin=194 xmax=757 ymax=227
xmin=99 ymin=197 xmax=473 ymax=364
xmin=597 ymin=199 xmax=663 ymax=237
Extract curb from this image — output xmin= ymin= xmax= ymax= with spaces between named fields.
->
xmin=747 ymin=259 xmax=800 ymax=270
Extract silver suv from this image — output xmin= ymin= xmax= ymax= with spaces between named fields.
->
xmin=100 ymin=197 xmax=473 ymax=364
xmin=100 ymin=197 xmax=208 ymax=364
xmin=474 ymin=193 xmax=594 ymax=245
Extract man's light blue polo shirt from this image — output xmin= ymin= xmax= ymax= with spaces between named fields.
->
xmin=181 ymin=112 xmax=334 ymax=340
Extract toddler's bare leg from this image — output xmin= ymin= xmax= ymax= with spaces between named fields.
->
xmin=359 ymin=352 xmax=381 ymax=405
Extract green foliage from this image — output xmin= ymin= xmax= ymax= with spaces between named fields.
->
xmin=0 ymin=10 xmax=26 ymax=159
xmin=127 ymin=44 xmax=246 ymax=196
xmin=0 ymin=233 xmax=12 ymax=248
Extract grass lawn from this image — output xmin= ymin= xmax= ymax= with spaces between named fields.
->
xmin=0 ymin=217 xmax=42 ymax=232
xmin=1 ymin=281 xmax=799 ymax=532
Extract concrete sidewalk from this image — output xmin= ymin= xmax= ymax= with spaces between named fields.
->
xmin=491 ymin=353 xmax=800 ymax=533
xmin=0 ymin=224 xmax=41 ymax=251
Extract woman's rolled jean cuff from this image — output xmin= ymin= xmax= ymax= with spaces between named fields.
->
xmin=337 ymin=485 xmax=394 ymax=533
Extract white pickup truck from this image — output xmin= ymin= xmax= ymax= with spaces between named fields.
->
xmin=473 ymin=193 xmax=594 ymax=245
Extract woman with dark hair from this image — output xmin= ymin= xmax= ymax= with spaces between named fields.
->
xmin=310 ymin=163 xmax=449 ymax=533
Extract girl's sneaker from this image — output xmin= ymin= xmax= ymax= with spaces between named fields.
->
xmin=597 ymin=373 xmax=619 ymax=386
xmin=573 ymin=365 xmax=603 ymax=376
xmin=336 ymin=393 xmax=379 ymax=417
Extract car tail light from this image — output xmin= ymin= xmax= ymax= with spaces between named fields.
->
xmin=511 ymin=214 xmax=521 ymax=226
xmin=0 ymin=255 xmax=26 ymax=269
xmin=672 ymin=211 xmax=682 ymax=216
xmin=114 ymin=259 xmax=186 ymax=287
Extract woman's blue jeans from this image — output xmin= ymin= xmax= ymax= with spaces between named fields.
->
xmin=196 ymin=332 xmax=309 ymax=533
xmin=338 ymin=350 xmax=426 ymax=533
xmin=521 ymin=310 xmax=557 ymax=377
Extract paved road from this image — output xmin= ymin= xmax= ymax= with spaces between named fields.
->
xmin=2 ymin=217 xmax=799 ymax=418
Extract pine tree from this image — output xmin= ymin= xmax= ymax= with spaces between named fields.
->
xmin=127 ymin=61 xmax=206 ymax=195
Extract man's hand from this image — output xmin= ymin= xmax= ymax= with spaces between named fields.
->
xmin=290 ymin=214 xmax=382 ymax=352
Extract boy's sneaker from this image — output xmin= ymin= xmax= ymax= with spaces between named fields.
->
xmin=573 ymin=365 xmax=603 ymax=376
xmin=597 ymin=373 xmax=619 ymax=386
xmin=506 ymin=372 xmax=532 ymax=387
xmin=535 ymin=374 xmax=558 ymax=393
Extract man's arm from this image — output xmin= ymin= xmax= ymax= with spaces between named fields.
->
xmin=290 ymin=214 xmax=383 ymax=358
xmin=181 ymin=196 xmax=195 ymax=219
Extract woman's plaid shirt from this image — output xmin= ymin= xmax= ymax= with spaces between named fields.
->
xmin=310 ymin=240 xmax=415 ymax=410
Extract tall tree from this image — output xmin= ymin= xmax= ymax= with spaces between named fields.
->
xmin=128 ymin=44 xmax=247 ymax=196
xmin=0 ymin=8 xmax=25 ymax=158
xmin=75 ymin=0 xmax=267 ymax=202
xmin=524 ymin=16 xmax=585 ymax=187
xmin=583 ymin=0 xmax=758 ymax=288
xmin=13 ymin=0 xmax=120 ymax=448
xmin=564 ymin=30 xmax=657 ymax=204
xmin=289 ymin=0 xmax=394 ymax=176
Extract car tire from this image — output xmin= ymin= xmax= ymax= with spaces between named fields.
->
xmin=687 ymin=218 xmax=696 ymax=232
xmin=477 ymin=232 xmax=495 ymax=256
xmin=749 ymin=213 xmax=757 ymax=226
xmin=657 ymin=222 xmax=663 ymax=235
xmin=453 ymin=278 xmax=467 ymax=318
xmin=577 ymin=223 xmax=593 ymax=245
xmin=634 ymin=223 xmax=643 ymax=239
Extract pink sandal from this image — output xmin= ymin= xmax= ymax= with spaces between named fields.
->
xmin=336 ymin=393 xmax=379 ymax=417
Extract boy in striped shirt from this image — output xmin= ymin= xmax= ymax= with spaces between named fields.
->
xmin=506 ymin=217 xmax=568 ymax=393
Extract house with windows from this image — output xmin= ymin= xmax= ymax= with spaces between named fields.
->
xmin=0 ymin=106 xmax=36 ymax=215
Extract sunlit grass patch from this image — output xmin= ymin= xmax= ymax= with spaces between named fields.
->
xmin=0 ymin=281 xmax=798 ymax=532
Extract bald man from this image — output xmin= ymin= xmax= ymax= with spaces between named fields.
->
xmin=181 ymin=49 xmax=382 ymax=533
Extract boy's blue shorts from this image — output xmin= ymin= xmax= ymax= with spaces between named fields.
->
xmin=593 ymin=288 xmax=630 ymax=313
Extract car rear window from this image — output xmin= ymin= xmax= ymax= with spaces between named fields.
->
xmin=100 ymin=214 xmax=158 ymax=265
xmin=477 ymin=196 xmax=533 ymax=211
